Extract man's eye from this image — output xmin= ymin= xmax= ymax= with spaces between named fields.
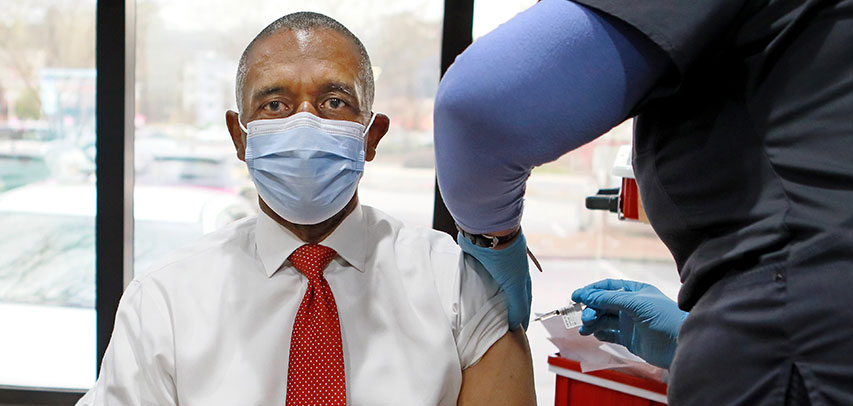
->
xmin=325 ymin=98 xmax=346 ymax=109
xmin=264 ymin=101 xmax=284 ymax=112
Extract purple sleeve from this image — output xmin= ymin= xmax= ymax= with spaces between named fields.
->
xmin=433 ymin=0 xmax=670 ymax=234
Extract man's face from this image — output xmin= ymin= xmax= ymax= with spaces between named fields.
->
xmin=223 ymin=26 xmax=389 ymax=232
xmin=240 ymin=28 xmax=367 ymax=125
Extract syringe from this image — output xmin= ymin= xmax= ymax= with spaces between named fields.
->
xmin=533 ymin=302 xmax=584 ymax=323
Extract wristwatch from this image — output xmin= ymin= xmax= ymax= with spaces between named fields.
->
xmin=456 ymin=224 xmax=543 ymax=272
xmin=456 ymin=224 xmax=522 ymax=249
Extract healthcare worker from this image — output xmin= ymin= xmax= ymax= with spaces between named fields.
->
xmin=433 ymin=0 xmax=853 ymax=404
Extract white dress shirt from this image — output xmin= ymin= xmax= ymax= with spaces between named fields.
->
xmin=77 ymin=204 xmax=508 ymax=406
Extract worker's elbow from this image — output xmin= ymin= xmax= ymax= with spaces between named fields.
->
xmin=434 ymin=55 xmax=502 ymax=146
xmin=433 ymin=69 xmax=472 ymax=138
xmin=433 ymin=59 xmax=496 ymax=183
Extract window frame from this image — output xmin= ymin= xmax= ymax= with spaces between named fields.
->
xmin=0 ymin=0 xmax=469 ymax=404
xmin=432 ymin=0 xmax=475 ymax=237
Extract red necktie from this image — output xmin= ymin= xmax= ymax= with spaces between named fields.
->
xmin=286 ymin=244 xmax=346 ymax=406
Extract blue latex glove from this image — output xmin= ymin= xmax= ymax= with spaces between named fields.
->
xmin=457 ymin=231 xmax=532 ymax=330
xmin=571 ymin=279 xmax=688 ymax=369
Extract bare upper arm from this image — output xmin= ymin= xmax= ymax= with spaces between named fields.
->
xmin=457 ymin=329 xmax=536 ymax=405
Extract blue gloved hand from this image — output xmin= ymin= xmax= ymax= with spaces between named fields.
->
xmin=571 ymin=279 xmax=687 ymax=369
xmin=457 ymin=231 xmax=532 ymax=331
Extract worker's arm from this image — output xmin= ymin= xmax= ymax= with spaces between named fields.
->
xmin=433 ymin=0 xmax=669 ymax=235
xmin=433 ymin=0 xmax=670 ymax=332
xmin=458 ymin=329 xmax=536 ymax=405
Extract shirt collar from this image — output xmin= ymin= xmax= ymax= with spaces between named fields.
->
xmin=255 ymin=204 xmax=368 ymax=277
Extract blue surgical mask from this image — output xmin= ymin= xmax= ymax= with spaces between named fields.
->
xmin=240 ymin=111 xmax=376 ymax=225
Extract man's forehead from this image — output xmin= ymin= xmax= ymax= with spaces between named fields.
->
xmin=246 ymin=28 xmax=361 ymax=73
xmin=240 ymin=28 xmax=365 ymax=108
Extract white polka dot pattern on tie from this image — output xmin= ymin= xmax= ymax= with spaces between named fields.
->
xmin=286 ymin=244 xmax=346 ymax=406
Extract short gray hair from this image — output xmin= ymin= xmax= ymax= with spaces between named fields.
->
xmin=235 ymin=12 xmax=375 ymax=114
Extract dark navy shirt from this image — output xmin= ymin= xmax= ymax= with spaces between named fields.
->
xmin=574 ymin=0 xmax=853 ymax=308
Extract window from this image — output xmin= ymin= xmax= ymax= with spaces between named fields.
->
xmin=0 ymin=0 xmax=97 ymax=390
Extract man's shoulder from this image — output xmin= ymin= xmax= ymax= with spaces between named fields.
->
xmin=359 ymin=206 xmax=506 ymax=358
xmin=136 ymin=214 xmax=259 ymax=283
xmin=360 ymin=204 xmax=493 ymax=291
xmin=361 ymin=204 xmax=460 ymax=255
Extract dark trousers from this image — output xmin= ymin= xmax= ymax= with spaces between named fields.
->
xmin=668 ymin=241 xmax=853 ymax=405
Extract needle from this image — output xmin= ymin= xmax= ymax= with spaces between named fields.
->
xmin=534 ymin=302 xmax=584 ymax=322
xmin=533 ymin=309 xmax=562 ymax=322
xmin=533 ymin=288 xmax=625 ymax=323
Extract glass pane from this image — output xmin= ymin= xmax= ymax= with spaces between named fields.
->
xmin=134 ymin=0 xmax=444 ymax=277
xmin=0 ymin=0 xmax=96 ymax=389
xmin=471 ymin=2 xmax=679 ymax=404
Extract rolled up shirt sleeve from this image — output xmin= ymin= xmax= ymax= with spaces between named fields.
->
xmin=453 ymin=254 xmax=509 ymax=369
xmin=76 ymin=280 xmax=177 ymax=406
xmin=433 ymin=0 xmax=669 ymax=234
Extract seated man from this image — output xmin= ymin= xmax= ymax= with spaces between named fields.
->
xmin=77 ymin=11 xmax=535 ymax=406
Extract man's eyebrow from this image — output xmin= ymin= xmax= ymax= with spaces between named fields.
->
xmin=251 ymin=86 xmax=289 ymax=102
xmin=322 ymin=82 xmax=358 ymax=100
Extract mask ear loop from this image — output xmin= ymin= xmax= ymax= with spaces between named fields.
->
xmin=237 ymin=114 xmax=249 ymax=134
xmin=362 ymin=112 xmax=377 ymax=149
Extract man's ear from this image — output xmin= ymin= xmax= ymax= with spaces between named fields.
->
xmin=225 ymin=110 xmax=246 ymax=162
xmin=365 ymin=113 xmax=390 ymax=162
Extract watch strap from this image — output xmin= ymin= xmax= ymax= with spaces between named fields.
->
xmin=456 ymin=225 xmax=522 ymax=249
